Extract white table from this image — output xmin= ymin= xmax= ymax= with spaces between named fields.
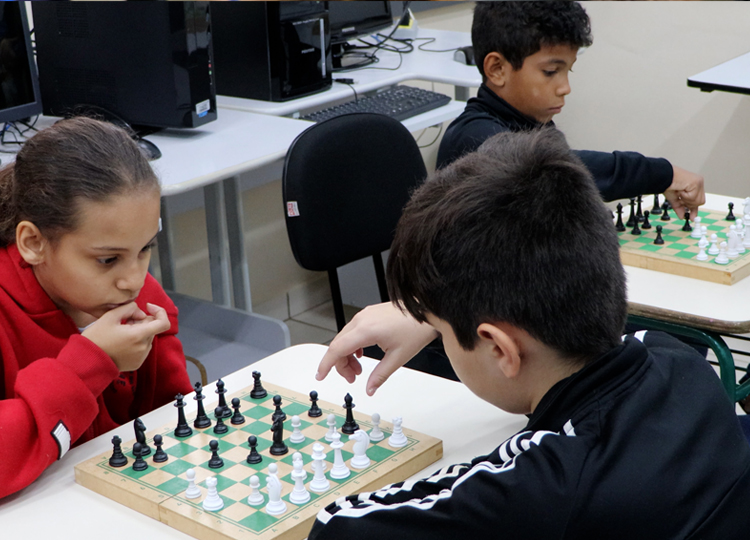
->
xmin=0 ymin=344 xmax=526 ymax=538
xmin=688 ymin=50 xmax=750 ymax=96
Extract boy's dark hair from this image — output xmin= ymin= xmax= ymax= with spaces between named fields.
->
xmin=387 ymin=128 xmax=627 ymax=363
xmin=472 ymin=1 xmax=593 ymax=77
xmin=0 ymin=116 xmax=158 ymax=247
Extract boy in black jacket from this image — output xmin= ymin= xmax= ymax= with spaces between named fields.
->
xmin=438 ymin=1 xmax=704 ymax=220
xmin=311 ymin=129 xmax=750 ymax=539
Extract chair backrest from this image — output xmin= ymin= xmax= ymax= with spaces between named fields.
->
xmin=282 ymin=113 xmax=427 ymax=272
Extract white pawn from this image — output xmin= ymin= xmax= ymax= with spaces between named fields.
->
xmin=691 ymin=216 xmax=702 ymax=239
xmin=715 ymin=241 xmax=729 ymax=265
xmin=267 ymin=462 xmax=279 ymax=481
xmin=744 ymin=215 xmax=750 ymax=249
xmin=727 ymin=226 xmax=739 ymax=259
xmin=329 ymin=432 xmax=350 ymax=479
xmin=350 ymin=430 xmax=371 ymax=469
xmin=388 ymin=416 xmax=407 ymax=448
xmin=708 ymin=233 xmax=720 ymax=255
xmin=202 ymin=476 xmax=224 ymax=512
xmin=265 ymin=474 xmax=287 ymax=516
xmin=696 ymin=246 xmax=708 ymax=261
xmin=293 ymin=451 xmax=307 ymax=480
xmin=738 ymin=217 xmax=746 ymax=253
xmin=744 ymin=197 xmax=750 ymax=218
xmin=698 ymin=226 xmax=709 ymax=249
xmin=309 ymin=443 xmax=330 ymax=493
xmin=289 ymin=457 xmax=311 ymax=504
xmin=247 ymin=475 xmax=264 ymax=506
xmin=289 ymin=415 xmax=305 ymax=444
xmin=369 ymin=413 xmax=384 ymax=442
xmin=185 ymin=468 xmax=201 ymax=499
xmin=324 ymin=413 xmax=337 ymax=442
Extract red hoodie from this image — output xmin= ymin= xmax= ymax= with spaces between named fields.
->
xmin=0 ymin=243 xmax=192 ymax=498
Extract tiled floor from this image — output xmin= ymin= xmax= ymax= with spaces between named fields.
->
xmin=284 ymin=301 xmax=361 ymax=346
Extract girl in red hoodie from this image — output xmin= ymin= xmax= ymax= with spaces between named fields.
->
xmin=0 ymin=117 xmax=192 ymax=498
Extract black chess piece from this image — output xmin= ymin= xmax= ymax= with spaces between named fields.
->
xmin=109 ymin=435 xmax=128 ymax=467
xmin=193 ymin=382 xmax=212 ymax=429
xmin=626 ymin=198 xmax=636 ymax=227
xmin=246 ymin=435 xmax=263 ymax=464
xmin=654 ymin=225 xmax=665 ymax=245
xmin=269 ymin=416 xmax=288 ymax=456
xmin=132 ymin=442 xmax=148 ymax=472
xmin=642 ymin=210 xmax=652 ymax=230
xmin=631 ymin=217 xmax=641 ymax=236
xmin=308 ymin=390 xmax=322 ymax=418
xmin=660 ymin=201 xmax=671 ymax=221
xmin=213 ymin=406 xmax=229 ymax=435
xmin=208 ymin=439 xmax=224 ymax=469
xmin=682 ymin=209 xmax=692 ymax=232
xmin=230 ymin=397 xmax=245 ymax=425
xmin=250 ymin=370 xmax=268 ymax=399
xmin=651 ymin=194 xmax=662 ymax=215
xmin=271 ymin=395 xmax=287 ymax=423
xmin=215 ymin=379 xmax=232 ymax=418
xmin=341 ymin=393 xmax=360 ymax=435
xmin=727 ymin=202 xmax=736 ymax=221
xmin=614 ymin=203 xmax=626 ymax=232
xmin=636 ymin=195 xmax=644 ymax=223
xmin=152 ymin=434 xmax=168 ymax=463
xmin=173 ymin=393 xmax=193 ymax=438
xmin=134 ymin=418 xmax=151 ymax=457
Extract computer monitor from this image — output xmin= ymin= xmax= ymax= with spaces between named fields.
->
xmin=0 ymin=1 xmax=43 ymax=125
xmin=327 ymin=1 xmax=394 ymax=68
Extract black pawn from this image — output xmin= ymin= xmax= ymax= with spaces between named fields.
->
xmin=682 ymin=209 xmax=692 ymax=232
xmin=614 ymin=203 xmax=626 ymax=232
xmin=341 ymin=393 xmax=359 ymax=435
xmin=246 ymin=435 xmax=262 ymax=464
xmin=132 ymin=442 xmax=148 ymax=472
xmin=626 ymin=198 xmax=636 ymax=227
xmin=727 ymin=202 xmax=736 ymax=221
xmin=230 ymin=397 xmax=245 ymax=425
xmin=152 ymin=434 xmax=168 ymax=463
xmin=636 ymin=195 xmax=644 ymax=223
xmin=109 ymin=435 xmax=128 ymax=468
xmin=651 ymin=194 xmax=662 ymax=215
xmin=271 ymin=395 xmax=287 ymax=423
xmin=654 ymin=225 xmax=665 ymax=245
xmin=250 ymin=371 xmax=268 ymax=399
xmin=215 ymin=379 xmax=232 ymax=418
xmin=174 ymin=394 xmax=193 ymax=438
xmin=308 ymin=390 xmax=322 ymax=418
xmin=660 ymin=201 xmax=671 ymax=221
xmin=213 ymin=406 xmax=229 ymax=435
xmin=134 ymin=418 xmax=151 ymax=457
xmin=208 ymin=440 xmax=224 ymax=469
xmin=269 ymin=416 xmax=288 ymax=456
xmin=193 ymin=382 xmax=212 ymax=429
xmin=642 ymin=210 xmax=652 ymax=230
xmin=631 ymin=217 xmax=641 ymax=236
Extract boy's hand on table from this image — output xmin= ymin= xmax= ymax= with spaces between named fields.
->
xmin=83 ymin=302 xmax=171 ymax=372
xmin=316 ymin=302 xmax=439 ymax=396
xmin=664 ymin=165 xmax=705 ymax=220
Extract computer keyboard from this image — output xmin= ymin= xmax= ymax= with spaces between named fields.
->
xmin=300 ymin=85 xmax=451 ymax=123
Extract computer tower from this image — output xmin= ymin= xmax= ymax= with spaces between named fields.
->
xmin=212 ymin=2 xmax=332 ymax=102
xmin=32 ymin=2 xmax=217 ymax=130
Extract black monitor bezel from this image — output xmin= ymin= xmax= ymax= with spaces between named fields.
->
xmin=327 ymin=1 xmax=394 ymax=45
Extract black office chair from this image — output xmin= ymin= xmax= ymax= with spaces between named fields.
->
xmin=282 ymin=113 xmax=427 ymax=332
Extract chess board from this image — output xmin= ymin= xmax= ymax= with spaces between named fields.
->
xmin=617 ymin=207 xmax=750 ymax=285
xmin=75 ymin=382 xmax=443 ymax=540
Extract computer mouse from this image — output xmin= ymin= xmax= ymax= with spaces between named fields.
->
xmin=137 ymin=137 xmax=162 ymax=161
xmin=453 ymin=45 xmax=476 ymax=66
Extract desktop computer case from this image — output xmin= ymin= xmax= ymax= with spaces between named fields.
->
xmin=32 ymin=2 xmax=217 ymax=130
xmin=212 ymin=2 xmax=332 ymax=102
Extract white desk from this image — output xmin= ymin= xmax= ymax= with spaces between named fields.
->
xmin=0 ymin=344 xmax=526 ymax=539
xmin=688 ymin=50 xmax=750 ymax=96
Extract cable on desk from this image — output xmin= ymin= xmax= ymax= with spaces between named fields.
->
xmin=334 ymin=78 xmax=359 ymax=102
xmin=417 ymin=123 xmax=444 ymax=149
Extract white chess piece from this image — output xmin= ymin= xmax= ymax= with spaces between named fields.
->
xmin=698 ymin=226 xmax=709 ymax=249
xmin=202 ymin=476 xmax=224 ymax=511
xmin=744 ymin=197 xmax=750 ymax=218
xmin=738 ymin=216 xmax=746 ymax=253
xmin=715 ymin=241 xmax=729 ymax=265
xmin=329 ymin=432 xmax=350 ymax=479
xmin=289 ymin=415 xmax=305 ymax=444
xmin=350 ymin=430 xmax=371 ymax=469
xmin=696 ymin=246 xmax=708 ymax=261
xmin=265 ymin=474 xmax=287 ymax=515
xmin=185 ymin=468 xmax=201 ymax=499
xmin=388 ymin=417 xmax=407 ymax=448
xmin=309 ymin=443 xmax=330 ymax=493
xmin=289 ymin=457 xmax=311 ymax=504
xmin=293 ymin=451 xmax=307 ymax=480
xmin=324 ymin=413 xmax=337 ymax=442
xmin=247 ymin=475 xmax=264 ymax=506
xmin=744 ymin=215 xmax=750 ymax=249
xmin=690 ymin=216 xmax=702 ymax=239
xmin=727 ymin=226 xmax=739 ymax=259
xmin=369 ymin=413 xmax=384 ymax=442
xmin=708 ymin=233 xmax=720 ymax=255
xmin=267 ymin=462 xmax=279 ymax=481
